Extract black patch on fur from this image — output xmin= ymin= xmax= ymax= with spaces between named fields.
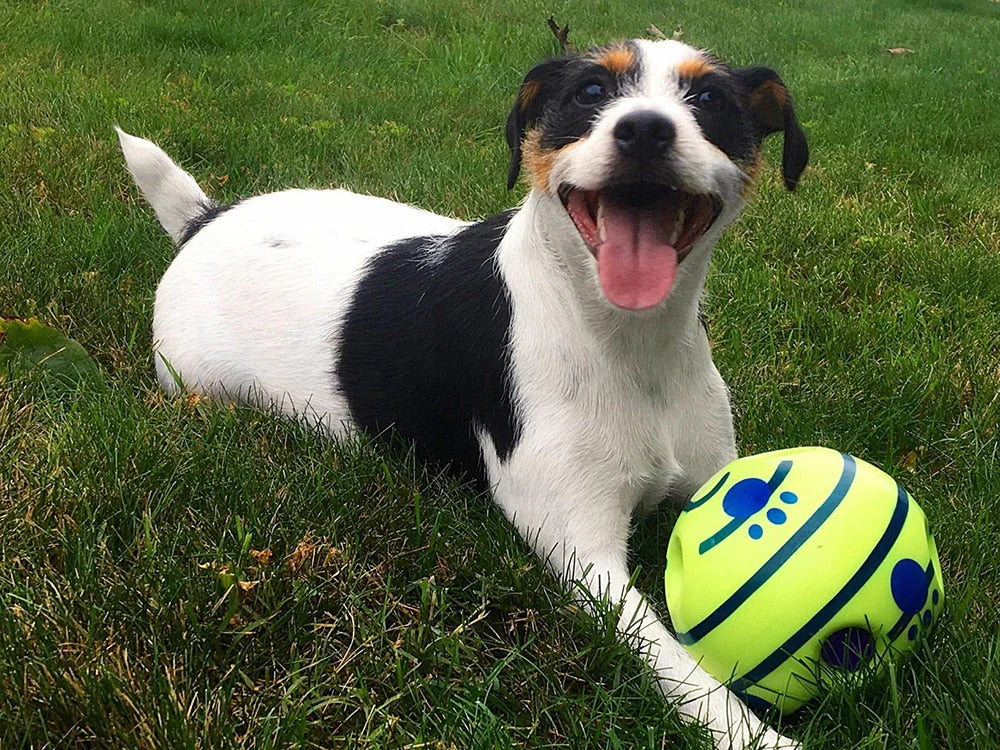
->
xmin=178 ymin=199 xmax=242 ymax=246
xmin=337 ymin=211 xmax=521 ymax=485
xmin=683 ymin=65 xmax=808 ymax=190
xmin=732 ymin=66 xmax=809 ymax=190
xmin=685 ymin=70 xmax=760 ymax=164
xmin=535 ymin=59 xmax=639 ymax=150
xmin=506 ymin=42 xmax=641 ymax=189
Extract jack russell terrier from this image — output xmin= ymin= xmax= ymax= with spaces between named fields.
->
xmin=118 ymin=37 xmax=808 ymax=750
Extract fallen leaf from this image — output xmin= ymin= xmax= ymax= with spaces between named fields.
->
xmin=0 ymin=318 xmax=103 ymax=390
xmin=287 ymin=533 xmax=316 ymax=573
xmin=29 ymin=125 xmax=54 ymax=143
xmin=250 ymin=548 xmax=273 ymax=566
xmin=647 ymin=23 xmax=667 ymax=40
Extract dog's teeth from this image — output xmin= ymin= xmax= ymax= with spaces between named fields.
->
xmin=669 ymin=208 xmax=685 ymax=245
xmin=597 ymin=199 xmax=606 ymax=242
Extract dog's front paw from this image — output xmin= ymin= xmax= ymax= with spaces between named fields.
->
xmin=753 ymin=727 xmax=802 ymax=750
xmin=713 ymin=725 xmax=801 ymax=750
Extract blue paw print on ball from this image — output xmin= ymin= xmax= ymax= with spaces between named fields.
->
xmin=748 ymin=499 xmax=797 ymax=539
xmin=890 ymin=557 xmax=940 ymax=642
xmin=721 ymin=477 xmax=771 ymax=517
xmin=696 ymin=460 xmax=796 ymax=553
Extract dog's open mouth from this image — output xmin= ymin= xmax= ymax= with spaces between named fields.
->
xmin=560 ymin=183 xmax=722 ymax=311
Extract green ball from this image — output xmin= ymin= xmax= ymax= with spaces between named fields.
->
xmin=665 ymin=447 xmax=944 ymax=714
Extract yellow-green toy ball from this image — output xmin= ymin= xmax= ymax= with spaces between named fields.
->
xmin=665 ymin=447 xmax=943 ymax=714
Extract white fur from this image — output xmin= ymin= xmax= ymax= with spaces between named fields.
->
xmin=119 ymin=39 xmax=800 ymax=750
xmin=116 ymin=127 xmax=210 ymax=243
xmin=148 ymin=185 xmax=463 ymax=426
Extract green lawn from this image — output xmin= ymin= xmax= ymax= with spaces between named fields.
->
xmin=2 ymin=0 xmax=999 ymax=747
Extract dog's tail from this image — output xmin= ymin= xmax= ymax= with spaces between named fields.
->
xmin=116 ymin=127 xmax=210 ymax=245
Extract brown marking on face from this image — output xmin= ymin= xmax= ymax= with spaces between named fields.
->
xmin=518 ymin=79 xmax=541 ymax=108
xmin=521 ymin=129 xmax=581 ymax=192
xmin=594 ymin=44 xmax=636 ymax=74
xmin=677 ymin=56 xmax=717 ymax=80
xmin=750 ymin=79 xmax=789 ymax=131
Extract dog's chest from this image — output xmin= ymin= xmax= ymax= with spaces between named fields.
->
xmin=511 ymin=325 xmax=712 ymax=496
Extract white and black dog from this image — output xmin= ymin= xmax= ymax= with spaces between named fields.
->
xmin=119 ymin=38 xmax=808 ymax=750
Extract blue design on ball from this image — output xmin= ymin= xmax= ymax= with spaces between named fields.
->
xmin=908 ymin=624 xmax=918 ymax=641
xmin=748 ymin=524 xmax=763 ymax=539
xmin=885 ymin=558 xmax=937 ymax=644
xmin=767 ymin=508 xmax=787 ymax=525
xmin=699 ymin=460 xmax=793 ymax=554
xmin=923 ymin=610 xmax=932 ymax=627
xmin=821 ymin=626 xmax=874 ymax=671
xmin=779 ymin=491 xmax=798 ymax=504
xmin=932 ymin=589 xmax=940 ymax=606
xmin=723 ymin=478 xmax=771 ymax=518
xmin=891 ymin=558 xmax=929 ymax=615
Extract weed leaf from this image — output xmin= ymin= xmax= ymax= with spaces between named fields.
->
xmin=0 ymin=317 xmax=104 ymax=390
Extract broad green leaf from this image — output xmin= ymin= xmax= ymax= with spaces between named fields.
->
xmin=0 ymin=317 xmax=104 ymax=389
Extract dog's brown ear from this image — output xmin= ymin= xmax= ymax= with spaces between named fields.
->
xmin=506 ymin=57 xmax=571 ymax=190
xmin=735 ymin=67 xmax=809 ymax=190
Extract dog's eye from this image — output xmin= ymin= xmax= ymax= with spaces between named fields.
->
xmin=695 ymin=89 xmax=722 ymax=110
xmin=575 ymin=82 xmax=607 ymax=106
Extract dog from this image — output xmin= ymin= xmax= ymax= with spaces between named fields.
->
xmin=118 ymin=37 xmax=808 ymax=750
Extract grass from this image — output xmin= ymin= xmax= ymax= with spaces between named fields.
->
xmin=2 ymin=0 xmax=999 ymax=747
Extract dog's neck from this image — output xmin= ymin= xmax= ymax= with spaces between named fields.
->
xmin=498 ymin=190 xmax=732 ymax=360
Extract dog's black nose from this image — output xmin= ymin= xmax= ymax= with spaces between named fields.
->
xmin=613 ymin=111 xmax=676 ymax=159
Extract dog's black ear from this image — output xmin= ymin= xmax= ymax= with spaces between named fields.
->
xmin=506 ymin=57 xmax=571 ymax=190
xmin=734 ymin=66 xmax=809 ymax=190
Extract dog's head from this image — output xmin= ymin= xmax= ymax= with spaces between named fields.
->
xmin=506 ymin=39 xmax=808 ymax=311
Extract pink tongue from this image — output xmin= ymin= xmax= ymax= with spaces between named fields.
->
xmin=596 ymin=198 xmax=678 ymax=311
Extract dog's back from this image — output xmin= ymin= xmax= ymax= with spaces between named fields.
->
xmin=119 ymin=129 xmax=465 ymax=430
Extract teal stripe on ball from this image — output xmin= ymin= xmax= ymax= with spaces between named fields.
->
xmin=683 ymin=471 xmax=730 ymax=512
xmin=676 ymin=453 xmax=857 ymax=646
xmin=730 ymin=481 xmax=909 ymax=693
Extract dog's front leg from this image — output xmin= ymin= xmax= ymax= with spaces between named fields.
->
xmin=489 ymin=474 xmax=799 ymax=750
xmin=575 ymin=555 xmax=800 ymax=750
